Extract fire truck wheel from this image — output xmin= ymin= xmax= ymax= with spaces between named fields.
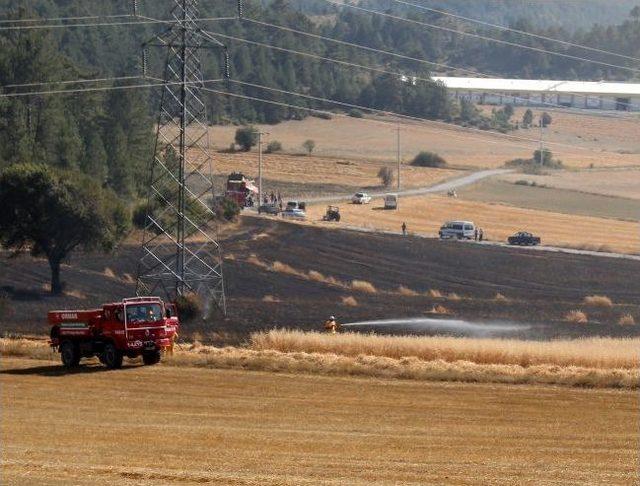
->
xmin=103 ymin=343 xmax=123 ymax=369
xmin=60 ymin=340 xmax=80 ymax=368
xmin=142 ymin=350 xmax=161 ymax=366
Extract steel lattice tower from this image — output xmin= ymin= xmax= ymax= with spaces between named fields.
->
xmin=136 ymin=0 xmax=227 ymax=314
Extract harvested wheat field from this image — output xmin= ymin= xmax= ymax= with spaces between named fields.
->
xmin=210 ymin=114 xmax=640 ymax=169
xmin=457 ymin=179 xmax=640 ymax=220
xmin=2 ymin=356 xmax=638 ymax=485
xmin=499 ymin=168 xmax=640 ymax=200
xmin=209 ymin=151 xmax=458 ymax=191
xmin=305 ymin=194 xmax=640 ymax=254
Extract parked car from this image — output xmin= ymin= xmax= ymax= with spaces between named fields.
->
xmin=384 ymin=194 xmax=398 ymax=209
xmin=439 ymin=221 xmax=476 ymax=240
xmin=352 ymin=192 xmax=372 ymax=204
xmin=286 ymin=201 xmax=306 ymax=211
xmin=258 ymin=204 xmax=280 ymax=215
xmin=508 ymin=231 xmax=541 ymax=246
xmin=281 ymin=208 xmax=306 ymax=220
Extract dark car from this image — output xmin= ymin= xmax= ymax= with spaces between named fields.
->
xmin=508 ymin=231 xmax=541 ymax=246
xmin=258 ymin=204 xmax=280 ymax=215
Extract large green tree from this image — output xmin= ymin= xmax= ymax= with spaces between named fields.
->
xmin=0 ymin=164 xmax=130 ymax=294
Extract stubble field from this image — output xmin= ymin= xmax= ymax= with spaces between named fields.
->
xmin=210 ymin=111 xmax=640 ymax=169
xmin=305 ymin=194 xmax=640 ymax=254
xmin=2 ymin=357 xmax=637 ymax=485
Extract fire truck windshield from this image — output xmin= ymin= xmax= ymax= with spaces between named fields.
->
xmin=125 ymin=303 xmax=163 ymax=323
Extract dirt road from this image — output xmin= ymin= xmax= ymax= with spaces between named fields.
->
xmin=2 ymin=357 xmax=637 ymax=485
xmin=302 ymin=168 xmax=512 ymax=203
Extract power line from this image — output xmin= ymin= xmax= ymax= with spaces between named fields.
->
xmin=320 ymin=0 xmax=640 ymax=75
xmin=0 ymin=18 xmax=168 ymax=31
xmin=0 ymin=78 xmax=225 ymax=98
xmin=236 ymin=18 xmax=640 ymax=111
xmin=0 ymin=14 xmax=133 ymax=24
xmin=224 ymin=78 xmax=623 ymax=155
xmin=389 ymin=0 xmax=640 ymax=64
xmin=2 ymin=75 xmax=143 ymax=90
xmin=205 ymin=29 xmax=640 ymax=120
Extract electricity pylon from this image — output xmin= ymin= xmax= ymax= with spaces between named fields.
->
xmin=135 ymin=0 xmax=228 ymax=315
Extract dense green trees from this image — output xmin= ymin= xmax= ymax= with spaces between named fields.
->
xmin=0 ymin=164 xmax=129 ymax=294
xmin=0 ymin=23 xmax=153 ymax=198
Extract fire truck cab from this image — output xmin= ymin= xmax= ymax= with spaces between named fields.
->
xmin=48 ymin=296 xmax=179 ymax=369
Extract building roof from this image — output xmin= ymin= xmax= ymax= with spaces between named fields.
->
xmin=432 ymin=77 xmax=640 ymax=96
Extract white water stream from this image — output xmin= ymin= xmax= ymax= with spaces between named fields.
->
xmin=341 ymin=317 xmax=531 ymax=337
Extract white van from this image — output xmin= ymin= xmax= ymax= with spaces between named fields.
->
xmin=439 ymin=221 xmax=475 ymax=240
xmin=384 ymin=194 xmax=398 ymax=209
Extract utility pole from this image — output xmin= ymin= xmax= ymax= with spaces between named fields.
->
xmin=396 ymin=126 xmax=401 ymax=191
xmin=135 ymin=0 xmax=229 ymax=315
xmin=539 ymin=117 xmax=545 ymax=166
xmin=256 ymin=131 xmax=268 ymax=206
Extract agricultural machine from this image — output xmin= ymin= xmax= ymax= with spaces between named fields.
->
xmin=48 ymin=297 xmax=179 ymax=369
xmin=322 ymin=206 xmax=341 ymax=222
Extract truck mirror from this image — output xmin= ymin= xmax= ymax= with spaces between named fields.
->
xmin=166 ymin=308 xmax=172 ymax=318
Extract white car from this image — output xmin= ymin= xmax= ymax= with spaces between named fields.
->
xmin=281 ymin=208 xmax=306 ymax=220
xmin=352 ymin=192 xmax=372 ymax=204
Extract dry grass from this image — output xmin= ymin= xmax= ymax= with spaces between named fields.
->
xmin=3 ymin=356 xmax=638 ymax=484
xmin=350 ymin=279 xmax=377 ymax=294
xmin=307 ymin=270 xmax=325 ymax=282
xmin=499 ymin=168 xmax=640 ymax=201
xmin=565 ymin=310 xmax=588 ymax=324
xmin=1 ymin=334 xmax=639 ymax=390
xmin=210 ymin=114 xmax=640 ymax=169
xmin=397 ymin=285 xmax=418 ymax=296
xmin=306 ymin=194 xmax=640 ymax=255
xmin=271 ymin=260 xmax=302 ymax=277
xmin=64 ymin=289 xmax=86 ymax=299
xmin=250 ymin=330 xmax=639 ymax=371
xmin=584 ymin=295 xmax=614 ymax=307
xmin=428 ymin=305 xmax=451 ymax=315
xmin=426 ymin=289 xmax=443 ymax=299
xmin=262 ymin=295 xmax=280 ymax=303
xmin=618 ymin=314 xmax=636 ymax=326
xmin=447 ymin=292 xmax=462 ymax=301
xmin=494 ymin=292 xmax=510 ymax=302
xmin=341 ymin=296 xmax=359 ymax=307
xmin=122 ymin=273 xmax=135 ymax=284
xmin=103 ymin=267 xmax=116 ymax=279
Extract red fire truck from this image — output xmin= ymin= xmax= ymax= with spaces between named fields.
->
xmin=48 ymin=297 xmax=179 ymax=369
xmin=225 ymin=172 xmax=258 ymax=207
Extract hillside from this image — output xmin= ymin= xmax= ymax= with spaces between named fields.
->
xmin=364 ymin=0 xmax=640 ymax=29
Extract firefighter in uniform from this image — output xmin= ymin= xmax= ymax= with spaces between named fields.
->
xmin=324 ymin=316 xmax=340 ymax=334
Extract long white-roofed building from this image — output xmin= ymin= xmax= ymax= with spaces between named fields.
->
xmin=432 ymin=76 xmax=640 ymax=112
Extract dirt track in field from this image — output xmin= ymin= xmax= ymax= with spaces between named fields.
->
xmin=2 ymin=357 xmax=637 ymax=485
xmin=2 ymin=218 xmax=640 ymax=341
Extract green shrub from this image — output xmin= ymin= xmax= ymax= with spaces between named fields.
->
xmin=266 ymin=140 xmax=282 ymax=153
xmin=348 ymin=109 xmax=364 ymax=118
xmin=313 ymin=111 xmax=332 ymax=120
xmin=235 ymin=126 xmax=257 ymax=151
xmin=175 ymin=292 xmax=202 ymax=321
xmin=215 ymin=197 xmax=240 ymax=222
xmin=411 ymin=151 xmax=447 ymax=168
xmin=132 ymin=201 xmax=152 ymax=229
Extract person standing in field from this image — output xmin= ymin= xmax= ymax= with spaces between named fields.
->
xmin=401 ymin=222 xmax=407 ymax=236
xmin=324 ymin=316 xmax=340 ymax=334
xmin=479 ymin=228 xmax=484 ymax=241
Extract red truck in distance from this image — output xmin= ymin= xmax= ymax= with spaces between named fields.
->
xmin=48 ymin=297 xmax=179 ymax=369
